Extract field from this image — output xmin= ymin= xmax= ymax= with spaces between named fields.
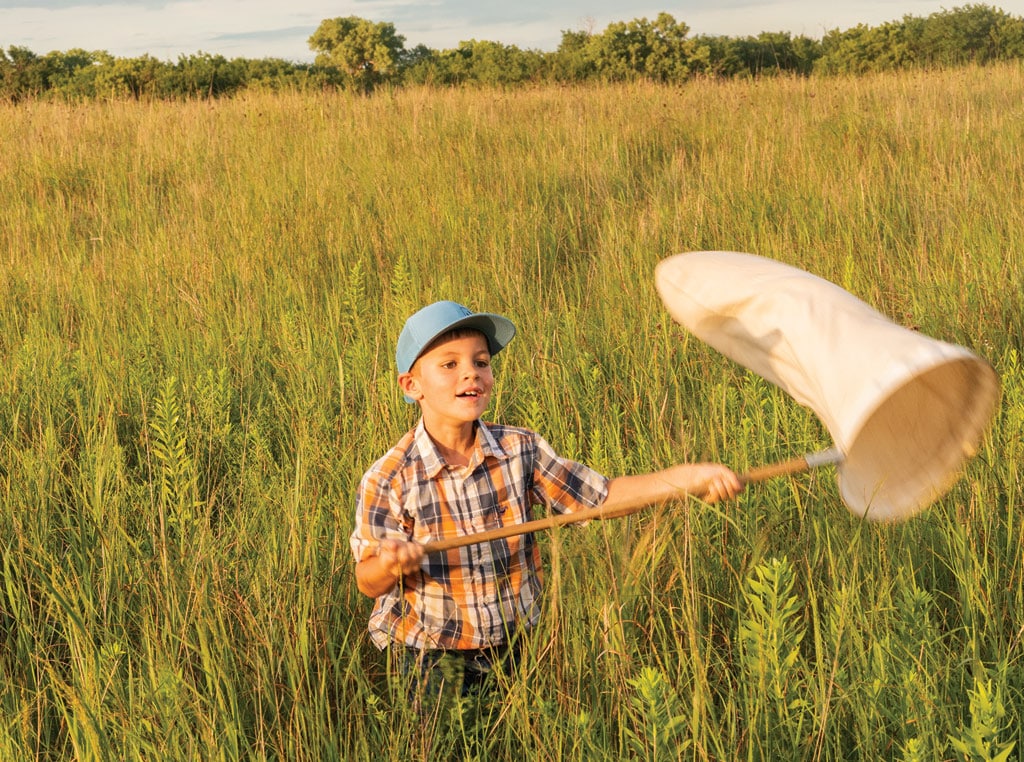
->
xmin=1 ymin=63 xmax=1022 ymax=760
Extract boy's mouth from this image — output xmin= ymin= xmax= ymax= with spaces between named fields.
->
xmin=457 ymin=389 xmax=483 ymax=398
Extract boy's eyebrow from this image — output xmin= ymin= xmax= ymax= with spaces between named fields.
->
xmin=430 ymin=347 xmax=492 ymax=360
xmin=437 ymin=351 xmax=492 ymax=359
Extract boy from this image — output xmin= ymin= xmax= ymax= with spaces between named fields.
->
xmin=350 ymin=300 xmax=743 ymax=700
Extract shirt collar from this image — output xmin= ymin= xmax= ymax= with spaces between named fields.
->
xmin=476 ymin=421 xmax=506 ymax=462
xmin=412 ymin=418 xmax=507 ymax=478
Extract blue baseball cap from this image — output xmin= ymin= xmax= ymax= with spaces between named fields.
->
xmin=396 ymin=300 xmax=516 ymax=391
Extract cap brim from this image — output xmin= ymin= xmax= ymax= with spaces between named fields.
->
xmin=435 ymin=313 xmax=516 ymax=357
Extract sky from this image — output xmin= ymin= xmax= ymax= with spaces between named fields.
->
xmin=5 ymin=0 xmax=1024 ymax=63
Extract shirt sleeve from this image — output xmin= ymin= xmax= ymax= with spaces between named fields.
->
xmin=529 ymin=433 xmax=610 ymax=515
xmin=349 ymin=468 xmax=412 ymax=563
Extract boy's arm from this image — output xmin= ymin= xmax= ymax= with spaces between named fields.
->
xmin=601 ymin=463 xmax=743 ymax=515
xmin=355 ymin=539 xmax=425 ymax=598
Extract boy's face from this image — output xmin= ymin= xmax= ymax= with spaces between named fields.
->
xmin=399 ymin=332 xmax=494 ymax=427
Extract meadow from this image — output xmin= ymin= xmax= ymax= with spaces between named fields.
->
xmin=0 ymin=62 xmax=1022 ymax=760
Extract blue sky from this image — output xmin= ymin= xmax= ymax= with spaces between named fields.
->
xmin=5 ymin=0 xmax=1024 ymax=62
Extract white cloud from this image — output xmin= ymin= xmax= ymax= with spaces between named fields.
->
xmin=5 ymin=0 xmax=1024 ymax=60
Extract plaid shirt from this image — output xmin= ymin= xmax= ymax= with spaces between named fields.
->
xmin=350 ymin=419 xmax=609 ymax=651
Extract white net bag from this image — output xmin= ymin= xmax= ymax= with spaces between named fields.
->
xmin=655 ymin=251 xmax=1000 ymax=522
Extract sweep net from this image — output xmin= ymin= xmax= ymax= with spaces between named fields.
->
xmin=655 ymin=251 xmax=1000 ymax=522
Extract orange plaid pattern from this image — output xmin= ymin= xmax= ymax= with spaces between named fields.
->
xmin=351 ymin=420 xmax=609 ymax=650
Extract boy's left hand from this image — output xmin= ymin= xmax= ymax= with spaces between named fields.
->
xmin=696 ymin=464 xmax=744 ymax=503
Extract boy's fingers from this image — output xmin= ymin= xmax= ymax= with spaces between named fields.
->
xmin=378 ymin=540 xmax=424 ymax=575
xmin=706 ymin=470 xmax=743 ymax=502
xmin=403 ymin=545 xmax=425 ymax=572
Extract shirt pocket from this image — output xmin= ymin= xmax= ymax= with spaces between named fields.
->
xmin=402 ymin=481 xmax=446 ymax=544
xmin=482 ymin=470 xmax=530 ymax=526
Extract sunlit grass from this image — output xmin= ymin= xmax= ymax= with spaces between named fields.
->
xmin=0 ymin=63 xmax=1021 ymax=759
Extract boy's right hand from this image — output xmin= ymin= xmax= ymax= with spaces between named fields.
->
xmin=377 ymin=538 xmax=425 ymax=578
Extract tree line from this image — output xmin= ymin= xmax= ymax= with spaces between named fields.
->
xmin=2 ymin=4 xmax=1022 ymax=101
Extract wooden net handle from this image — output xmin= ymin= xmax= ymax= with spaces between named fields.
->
xmin=419 ymin=449 xmax=842 ymax=553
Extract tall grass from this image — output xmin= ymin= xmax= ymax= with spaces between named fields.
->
xmin=0 ymin=63 xmax=1021 ymax=759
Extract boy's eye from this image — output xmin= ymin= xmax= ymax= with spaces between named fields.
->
xmin=475 ymin=360 xmax=490 ymax=368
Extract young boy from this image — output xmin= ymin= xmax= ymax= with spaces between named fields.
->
xmin=350 ymin=300 xmax=743 ymax=700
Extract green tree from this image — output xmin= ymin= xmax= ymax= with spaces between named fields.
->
xmin=239 ymin=57 xmax=321 ymax=92
xmin=174 ymin=53 xmax=245 ymax=98
xmin=816 ymin=5 xmax=1024 ymax=74
xmin=91 ymin=54 xmax=172 ymax=99
xmin=816 ymin=21 xmax=917 ymax=75
xmin=919 ymin=4 xmax=1016 ymax=66
xmin=395 ymin=43 xmax=437 ymax=84
xmin=689 ymin=34 xmax=744 ymax=78
xmin=549 ymin=29 xmax=599 ymax=82
xmin=746 ymin=32 xmax=820 ymax=75
xmin=0 ymin=46 xmax=48 ymax=101
xmin=586 ymin=12 xmax=696 ymax=83
xmin=308 ymin=16 xmax=406 ymax=90
xmin=40 ymin=48 xmax=98 ymax=97
xmin=454 ymin=40 xmax=545 ymax=86
xmin=695 ymin=32 xmax=819 ymax=78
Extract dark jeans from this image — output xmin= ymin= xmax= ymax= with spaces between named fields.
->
xmin=397 ymin=638 xmax=522 ymax=711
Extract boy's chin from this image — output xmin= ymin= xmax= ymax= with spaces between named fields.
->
xmin=456 ymin=402 xmax=486 ymax=417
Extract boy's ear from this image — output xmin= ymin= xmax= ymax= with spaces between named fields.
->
xmin=398 ymin=371 xmax=422 ymax=401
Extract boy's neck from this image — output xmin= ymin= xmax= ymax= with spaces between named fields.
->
xmin=423 ymin=418 xmax=478 ymax=467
